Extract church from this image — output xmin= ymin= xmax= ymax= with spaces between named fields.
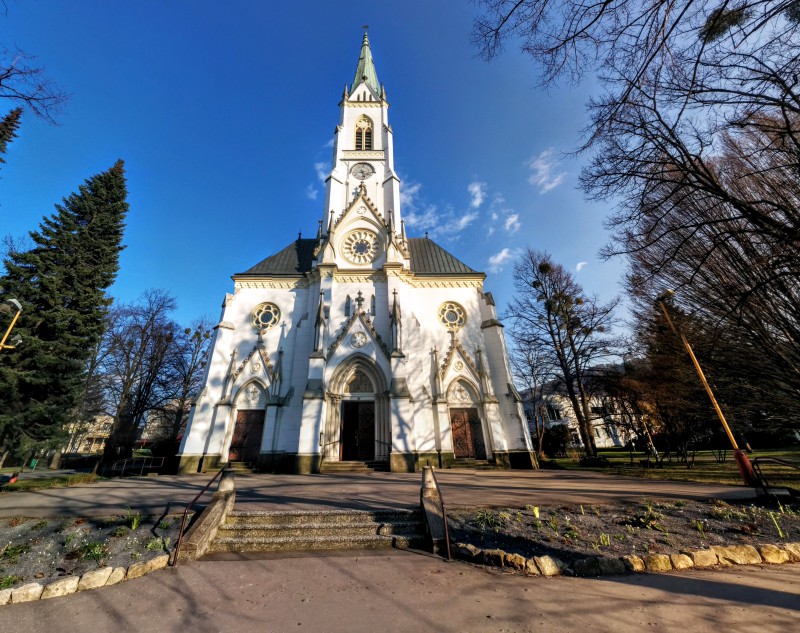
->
xmin=177 ymin=33 xmax=536 ymax=474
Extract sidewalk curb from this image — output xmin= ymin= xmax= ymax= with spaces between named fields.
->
xmin=0 ymin=553 xmax=171 ymax=606
xmin=451 ymin=541 xmax=800 ymax=577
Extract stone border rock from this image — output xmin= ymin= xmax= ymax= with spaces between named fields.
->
xmin=0 ymin=553 xmax=170 ymax=606
xmin=451 ymin=541 xmax=800 ymax=577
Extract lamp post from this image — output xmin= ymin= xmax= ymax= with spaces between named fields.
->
xmin=0 ymin=298 xmax=23 ymax=352
xmin=656 ymin=291 xmax=757 ymax=486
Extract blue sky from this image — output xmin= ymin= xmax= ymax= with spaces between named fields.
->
xmin=1 ymin=1 xmax=626 ymax=326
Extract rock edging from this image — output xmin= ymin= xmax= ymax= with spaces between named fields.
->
xmin=0 ymin=553 xmax=170 ymax=606
xmin=451 ymin=541 xmax=800 ymax=577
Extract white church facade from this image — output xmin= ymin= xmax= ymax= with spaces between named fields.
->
xmin=177 ymin=33 xmax=536 ymax=474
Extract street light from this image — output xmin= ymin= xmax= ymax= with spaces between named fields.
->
xmin=0 ymin=298 xmax=23 ymax=352
xmin=656 ymin=290 xmax=757 ymax=486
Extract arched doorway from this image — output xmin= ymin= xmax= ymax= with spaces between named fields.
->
xmin=325 ymin=356 xmax=390 ymax=463
xmin=229 ymin=381 xmax=266 ymax=462
xmin=340 ymin=370 xmax=375 ymax=460
xmin=447 ymin=380 xmax=487 ymax=460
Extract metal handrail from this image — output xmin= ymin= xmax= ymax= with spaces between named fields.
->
xmin=427 ymin=462 xmax=452 ymax=561
xmin=751 ymin=457 xmax=800 ymax=496
xmin=110 ymin=456 xmax=165 ymax=477
xmin=172 ymin=464 xmax=228 ymax=566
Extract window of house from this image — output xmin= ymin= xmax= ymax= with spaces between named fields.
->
xmin=546 ymin=403 xmax=562 ymax=421
xmin=355 ymin=116 xmax=373 ymax=150
xmin=370 ymin=294 xmax=376 ymax=315
xmin=345 ymin=295 xmax=351 ymax=317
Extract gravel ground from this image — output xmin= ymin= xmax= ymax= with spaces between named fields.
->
xmin=448 ymin=497 xmax=800 ymax=564
xmin=0 ymin=510 xmax=189 ymax=589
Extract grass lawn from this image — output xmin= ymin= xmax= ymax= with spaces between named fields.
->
xmin=550 ymin=447 xmax=800 ymax=490
xmin=0 ymin=473 xmax=101 ymax=492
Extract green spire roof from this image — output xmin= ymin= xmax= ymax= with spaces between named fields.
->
xmin=351 ymin=31 xmax=380 ymax=96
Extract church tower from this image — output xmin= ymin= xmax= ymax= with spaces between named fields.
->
xmin=177 ymin=33 xmax=536 ymax=475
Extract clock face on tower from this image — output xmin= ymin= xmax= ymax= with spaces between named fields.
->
xmin=351 ymin=162 xmax=375 ymax=180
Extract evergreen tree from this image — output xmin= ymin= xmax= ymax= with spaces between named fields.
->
xmin=0 ymin=108 xmax=22 ymax=165
xmin=0 ymin=161 xmax=128 ymax=459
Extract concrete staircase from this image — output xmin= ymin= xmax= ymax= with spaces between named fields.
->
xmin=319 ymin=460 xmax=390 ymax=474
xmin=226 ymin=461 xmax=257 ymax=474
xmin=452 ymin=459 xmax=496 ymax=470
xmin=209 ymin=508 xmax=427 ymax=554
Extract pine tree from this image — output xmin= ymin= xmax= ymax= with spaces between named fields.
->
xmin=0 ymin=108 xmax=22 ymax=165
xmin=0 ymin=161 xmax=128 ymax=459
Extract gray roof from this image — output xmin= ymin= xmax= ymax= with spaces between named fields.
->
xmin=406 ymin=238 xmax=479 ymax=275
xmin=237 ymin=239 xmax=317 ymax=277
xmin=235 ymin=237 xmax=480 ymax=277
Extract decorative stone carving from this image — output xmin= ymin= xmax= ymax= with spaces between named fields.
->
xmin=438 ymin=301 xmax=466 ymax=331
xmin=342 ymin=229 xmax=381 ymax=265
xmin=251 ymin=303 xmax=281 ymax=331
xmin=344 ymin=369 xmax=373 ymax=394
xmin=350 ymin=331 xmax=367 ymax=348
xmin=448 ymin=380 xmax=477 ymax=404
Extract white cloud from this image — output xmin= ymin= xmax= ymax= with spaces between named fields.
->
xmin=576 ymin=261 xmax=588 ymax=272
xmin=504 ymin=213 xmax=521 ymax=233
xmin=487 ymin=248 xmax=518 ymax=273
xmin=323 ymin=137 xmax=335 ymax=149
xmin=405 ymin=204 xmax=440 ymax=231
xmin=467 ymin=181 xmax=486 ymax=209
xmin=527 ymin=149 xmax=567 ymax=193
xmin=400 ymin=179 xmax=478 ymax=239
xmin=314 ymin=161 xmax=328 ymax=183
xmin=306 ymin=184 xmax=318 ymax=200
xmin=400 ymin=180 xmax=422 ymax=209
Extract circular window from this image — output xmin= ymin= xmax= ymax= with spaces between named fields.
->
xmin=342 ymin=229 xmax=380 ymax=265
xmin=438 ymin=301 xmax=466 ymax=331
xmin=251 ymin=303 xmax=281 ymax=331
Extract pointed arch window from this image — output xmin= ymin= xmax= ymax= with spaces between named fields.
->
xmin=355 ymin=115 xmax=373 ymax=150
xmin=345 ymin=295 xmax=351 ymax=317
xmin=370 ymin=294 xmax=376 ymax=316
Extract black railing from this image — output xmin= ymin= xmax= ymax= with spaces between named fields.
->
xmin=172 ymin=464 xmax=228 ymax=566
xmin=751 ymin=457 xmax=800 ymax=496
xmin=108 ymin=456 xmax=165 ymax=477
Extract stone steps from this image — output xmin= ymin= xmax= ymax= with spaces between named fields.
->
xmin=209 ymin=508 xmax=426 ymax=554
xmin=226 ymin=461 xmax=257 ymax=474
xmin=218 ymin=520 xmax=422 ymax=539
xmin=319 ymin=460 xmax=389 ymax=474
xmin=452 ymin=459 xmax=496 ymax=470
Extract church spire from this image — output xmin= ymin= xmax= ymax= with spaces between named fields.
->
xmin=351 ymin=30 xmax=380 ymax=96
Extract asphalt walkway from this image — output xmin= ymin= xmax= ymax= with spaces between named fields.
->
xmin=0 ymin=550 xmax=796 ymax=632
xmin=0 ymin=468 xmax=755 ymax=519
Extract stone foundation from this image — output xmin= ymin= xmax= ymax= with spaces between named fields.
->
xmin=494 ymin=450 xmax=537 ymax=470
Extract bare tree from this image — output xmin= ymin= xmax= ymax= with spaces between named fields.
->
xmin=151 ymin=318 xmax=212 ymax=444
xmin=510 ymin=344 xmax=554 ymax=457
xmin=101 ymin=290 xmax=178 ymax=463
xmin=507 ymin=250 xmax=619 ymax=456
xmin=0 ymin=46 xmax=66 ymax=122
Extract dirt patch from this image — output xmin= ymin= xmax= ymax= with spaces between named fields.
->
xmin=447 ymin=497 xmax=800 ymax=565
xmin=0 ymin=510 xmax=189 ymax=589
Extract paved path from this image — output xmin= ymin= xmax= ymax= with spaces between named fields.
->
xmin=0 ymin=469 xmax=754 ymax=518
xmin=0 ymin=550 xmax=796 ymax=632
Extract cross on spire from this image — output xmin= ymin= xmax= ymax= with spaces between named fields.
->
xmin=355 ymin=290 xmax=365 ymax=311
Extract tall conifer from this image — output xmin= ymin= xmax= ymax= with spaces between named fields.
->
xmin=0 ymin=161 xmax=128 ymax=457
xmin=0 ymin=108 xmax=22 ymax=165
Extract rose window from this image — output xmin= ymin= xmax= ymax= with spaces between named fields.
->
xmin=342 ymin=229 xmax=380 ymax=265
xmin=251 ymin=302 xmax=281 ymax=331
xmin=438 ymin=301 xmax=466 ymax=331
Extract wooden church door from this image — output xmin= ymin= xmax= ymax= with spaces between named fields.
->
xmin=341 ymin=401 xmax=375 ymax=460
xmin=450 ymin=408 xmax=487 ymax=460
xmin=229 ymin=410 xmax=264 ymax=462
